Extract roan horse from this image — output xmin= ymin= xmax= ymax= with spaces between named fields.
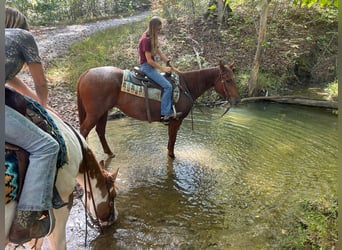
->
xmin=77 ymin=61 xmax=240 ymax=158
xmin=5 ymin=110 xmax=118 ymax=250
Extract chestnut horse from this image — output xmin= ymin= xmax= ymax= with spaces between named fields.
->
xmin=77 ymin=62 xmax=240 ymax=158
xmin=5 ymin=110 xmax=118 ymax=250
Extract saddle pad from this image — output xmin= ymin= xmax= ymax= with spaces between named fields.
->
xmin=122 ymin=70 xmax=162 ymax=101
xmin=5 ymin=150 xmax=19 ymax=204
xmin=121 ymin=70 xmax=180 ymax=103
xmin=24 ymin=96 xmax=67 ymax=168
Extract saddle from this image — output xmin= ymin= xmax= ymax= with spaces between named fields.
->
xmin=133 ymin=67 xmax=174 ymax=87
xmin=5 ymin=87 xmax=67 ymax=208
xmin=121 ymin=67 xmax=180 ymax=122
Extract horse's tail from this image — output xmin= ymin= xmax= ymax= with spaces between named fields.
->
xmin=76 ymin=71 xmax=88 ymax=127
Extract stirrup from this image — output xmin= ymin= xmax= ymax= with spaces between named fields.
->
xmin=172 ymin=105 xmax=182 ymax=119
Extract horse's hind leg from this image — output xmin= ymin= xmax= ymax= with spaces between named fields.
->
xmin=96 ymin=111 xmax=115 ymax=158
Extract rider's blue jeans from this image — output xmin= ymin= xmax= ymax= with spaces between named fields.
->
xmin=140 ymin=62 xmax=173 ymax=116
xmin=5 ymin=105 xmax=59 ymax=211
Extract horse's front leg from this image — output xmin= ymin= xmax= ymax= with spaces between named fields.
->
xmin=46 ymin=205 xmax=72 ymax=250
xmin=167 ymin=119 xmax=183 ymax=158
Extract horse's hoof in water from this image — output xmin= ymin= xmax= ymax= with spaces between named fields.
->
xmin=168 ymin=153 xmax=175 ymax=159
xmin=107 ymin=153 xmax=115 ymax=159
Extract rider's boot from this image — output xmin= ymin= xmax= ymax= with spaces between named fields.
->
xmin=9 ymin=209 xmax=55 ymax=245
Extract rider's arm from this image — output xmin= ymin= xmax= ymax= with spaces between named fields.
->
xmin=27 ymin=62 xmax=49 ymax=108
xmin=145 ymin=51 xmax=171 ymax=73
xmin=7 ymin=62 xmax=49 ymax=108
xmin=156 ymin=48 xmax=169 ymax=64
xmin=6 ymin=76 xmax=40 ymax=102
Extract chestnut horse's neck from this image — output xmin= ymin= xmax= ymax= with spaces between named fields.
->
xmin=179 ymin=67 xmax=219 ymax=100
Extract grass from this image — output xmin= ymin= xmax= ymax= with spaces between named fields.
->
xmin=279 ymin=197 xmax=338 ymax=249
xmin=325 ymin=79 xmax=338 ymax=101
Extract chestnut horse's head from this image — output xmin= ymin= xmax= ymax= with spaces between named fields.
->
xmin=81 ymin=149 xmax=119 ymax=227
xmin=214 ymin=61 xmax=241 ymax=106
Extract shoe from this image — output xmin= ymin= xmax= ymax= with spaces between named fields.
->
xmin=160 ymin=115 xmax=170 ymax=125
xmin=9 ymin=209 xmax=55 ymax=245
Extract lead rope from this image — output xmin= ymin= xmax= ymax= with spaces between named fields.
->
xmin=83 ymin=169 xmax=88 ymax=247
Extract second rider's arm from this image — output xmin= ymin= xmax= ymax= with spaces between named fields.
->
xmin=145 ymin=50 xmax=171 ymax=73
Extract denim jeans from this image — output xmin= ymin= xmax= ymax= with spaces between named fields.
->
xmin=5 ymin=105 xmax=59 ymax=211
xmin=141 ymin=62 xmax=173 ymax=116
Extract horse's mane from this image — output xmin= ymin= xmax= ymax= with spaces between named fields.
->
xmin=177 ymin=66 xmax=219 ymax=76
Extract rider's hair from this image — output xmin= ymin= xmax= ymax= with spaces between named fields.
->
xmin=5 ymin=6 xmax=30 ymax=31
xmin=146 ymin=16 xmax=162 ymax=55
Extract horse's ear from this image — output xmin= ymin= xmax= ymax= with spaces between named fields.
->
xmin=228 ymin=61 xmax=235 ymax=69
xmin=219 ymin=60 xmax=225 ymax=70
xmin=111 ymin=168 xmax=119 ymax=181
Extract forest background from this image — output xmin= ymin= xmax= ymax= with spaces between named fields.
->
xmin=6 ymin=0 xmax=338 ymax=101
xmin=5 ymin=0 xmax=339 ymax=248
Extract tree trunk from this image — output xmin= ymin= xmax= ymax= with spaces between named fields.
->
xmin=217 ymin=0 xmax=224 ymax=25
xmin=248 ymin=0 xmax=271 ymax=97
xmin=241 ymin=95 xmax=338 ymax=108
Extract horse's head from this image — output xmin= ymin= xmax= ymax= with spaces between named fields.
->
xmin=81 ymin=149 xmax=119 ymax=227
xmin=96 ymin=162 xmax=119 ymax=227
xmin=214 ymin=61 xmax=241 ymax=106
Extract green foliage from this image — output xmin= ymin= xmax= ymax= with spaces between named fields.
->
xmin=293 ymin=0 xmax=338 ymax=7
xmin=152 ymin=0 xmax=208 ymax=22
xmin=279 ymin=197 xmax=338 ymax=248
xmin=324 ymin=79 xmax=338 ymax=101
xmin=6 ymin=0 xmax=150 ymax=25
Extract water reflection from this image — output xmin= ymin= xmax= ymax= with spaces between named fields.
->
xmin=85 ymin=102 xmax=337 ymax=249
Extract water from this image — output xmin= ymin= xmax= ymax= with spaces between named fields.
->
xmin=84 ymin=102 xmax=337 ymax=249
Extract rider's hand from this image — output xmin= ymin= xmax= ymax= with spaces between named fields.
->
xmin=163 ymin=66 xmax=172 ymax=73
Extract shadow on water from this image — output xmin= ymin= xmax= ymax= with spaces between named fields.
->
xmin=82 ymin=102 xmax=337 ymax=249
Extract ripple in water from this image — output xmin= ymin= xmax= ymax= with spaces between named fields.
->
xmin=84 ymin=102 xmax=337 ymax=249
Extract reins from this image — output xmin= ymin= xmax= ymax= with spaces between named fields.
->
xmin=65 ymin=122 xmax=104 ymax=246
xmin=217 ymin=70 xmax=232 ymax=117
xmin=176 ymin=72 xmax=196 ymax=130
xmin=176 ymin=68 xmax=232 ymax=125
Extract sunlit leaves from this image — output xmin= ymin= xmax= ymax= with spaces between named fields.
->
xmin=293 ymin=0 xmax=338 ymax=8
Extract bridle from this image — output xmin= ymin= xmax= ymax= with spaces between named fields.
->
xmin=216 ymin=69 xmax=234 ymax=116
xmin=66 ymin=122 xmax=115 ymax=246
xmin=217 ymin=69 xmax=233 ymax=101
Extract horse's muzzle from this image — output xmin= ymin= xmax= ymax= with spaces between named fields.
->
xmin=229 ymin=97 xmax=241 ymax=106
xmin=100 ymin=207 xmax=118 ymax=227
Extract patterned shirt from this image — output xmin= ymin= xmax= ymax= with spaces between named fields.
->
xmin=5 ymin=28 xmax=41 ymax=81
